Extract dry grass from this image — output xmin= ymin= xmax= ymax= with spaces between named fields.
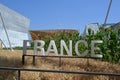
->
xmin=0 ymin=50 xmax=120 ymax=80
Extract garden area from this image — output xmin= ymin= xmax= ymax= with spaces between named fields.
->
xmin=0 ymin=27 xmax=120 ymax=80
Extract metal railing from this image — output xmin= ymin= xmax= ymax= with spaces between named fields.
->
xmin=22 ymin=55 xmax=102 ymax=66
xmin=0 ymin=67 xmax=120 ymax=80
xmin=0 ymin=54 xmax=119 ymax=80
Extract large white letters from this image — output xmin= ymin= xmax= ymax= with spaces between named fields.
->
xmin=34 ymin=40 xmax=45 ymax=55
xmin=91 ymin=40 xmax=103 ymax=58
xmin=75 ymin=40 xmax=88 ymax=57
xmin=23 ymin=40 xmax=103 ymax=58
xmin=60 ymin=40 xmax=72 ymax=56
xmin=46 ymin=40 xmax=58 ymax=56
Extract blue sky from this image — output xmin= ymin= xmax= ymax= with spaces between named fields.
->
xmin=0 ymin=0 xmax=120 ymax=33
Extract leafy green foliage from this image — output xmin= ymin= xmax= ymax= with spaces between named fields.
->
xmin=43 ymin=31 xmax=81 ymax=55
xmin=30 ymin=28 xmax=120 ymax=63
xmin=93 ymin=27 xmax=120 ymax=63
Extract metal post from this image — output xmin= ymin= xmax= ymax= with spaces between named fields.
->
xmin=22 ymin=55 xmax=25 ymax=65
xmin=104 ymin=0 xmax=112 ymax=25
xmin=59 ymin=56 xmax=62 ymax=67
xmin=0 ymin=12 xmax=13 ymax=51
xmin=18 ymin=70 xmax=21 ymax=80
xmin=0 ymin=40 xmax=2 ymax=49
xmin=0 ymin=38 xmax=8 ymax=49
xmin=33 ymin=56 xmax=35 ymax=66
xmin=86 ymin=59 xmax=90 ymax=71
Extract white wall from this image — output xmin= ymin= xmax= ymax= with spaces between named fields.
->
xmin=0 ymin=4 xmax=30 ymax=48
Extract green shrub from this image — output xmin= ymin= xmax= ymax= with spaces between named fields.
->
xmin=30 ymin=28 xmax=120 ymax=63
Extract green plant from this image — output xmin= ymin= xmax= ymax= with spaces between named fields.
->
xmin=94 ymin=27 xmax=120 ymax=63
xmin=30 ymin=28 xmax=120 ymax=63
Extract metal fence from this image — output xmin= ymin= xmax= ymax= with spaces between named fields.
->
xmin=0 ymin=67 xmax=120 ymax=80
xmin=0 ymin=55 xmax=120 ymax=80
xmin=22 ymin=55 xmax=102 ymax=66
